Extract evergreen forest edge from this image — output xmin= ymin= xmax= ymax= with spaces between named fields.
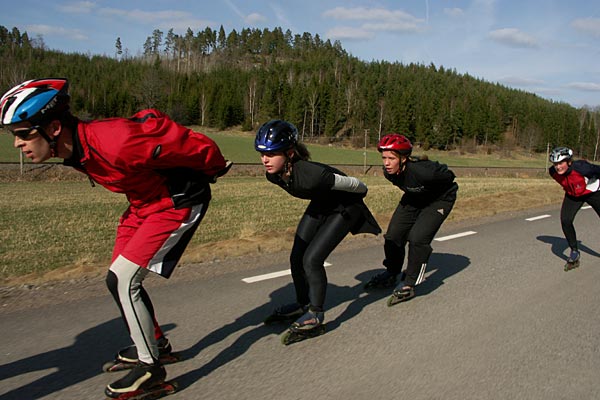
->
xmin=1 ymin=24 xmax=599 ymax=160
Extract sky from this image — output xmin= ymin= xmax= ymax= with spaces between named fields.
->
xmin=2 ymin=0 xmax=600 ymax=108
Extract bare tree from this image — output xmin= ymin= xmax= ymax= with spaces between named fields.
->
xmin=247 ymin=78 xmax=257 ymax=127
xmin=377 ymin=98 xmax=385 ymax=140
xmin=307 ymin=89 xmax=319 ymax=137
xmin=199 ymin=91 xmax=208 ymax=126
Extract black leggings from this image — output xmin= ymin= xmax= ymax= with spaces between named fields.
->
xmin=290 ymin=209 xmax=360 ymax=311
xmin=560 ymin=191 xmax=600 ymax=250
xmin=383 ymin=198 xmax=454 ymax=286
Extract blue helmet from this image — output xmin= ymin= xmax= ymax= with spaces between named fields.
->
xmin=255 ymin=120 xmax=298 ymax=152
xmin=1 ymin=78 xmax=70 ymax=126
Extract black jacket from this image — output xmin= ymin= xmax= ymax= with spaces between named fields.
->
xmin=266 ymin=160 xmax=381 ymax=235
xmin=385 ymin=157 xmax=458 ymax=206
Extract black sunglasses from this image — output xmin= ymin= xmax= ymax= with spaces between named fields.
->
xmin=10 ymin=126 xmax=42 ymax=140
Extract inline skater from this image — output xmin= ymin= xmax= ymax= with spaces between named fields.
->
xmin=364 ymin=133 xmax=458 ymax=306
xmin=549 ymin=146 xmax=600 ymax=270
xmin=255 ymin=120 xmax=381 ymax=344
xmin=1 ymin=78 xmax=230 ymax=398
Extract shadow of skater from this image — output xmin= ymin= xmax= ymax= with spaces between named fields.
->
xmin=537 ymin=235 xmax=600 ymax=261
xmin=416 ymin=252 xmax=471 ymax=296
xmin=0 ymin=318 xmax=176 ymax=400
xmin=172 ymin=273 xmax=391 ymax=393
xmin=323 ymin=269 xmax=394 ymax=332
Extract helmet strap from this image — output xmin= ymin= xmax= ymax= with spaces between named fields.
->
xmin=36 ymin=126 xmax=58 ymax=158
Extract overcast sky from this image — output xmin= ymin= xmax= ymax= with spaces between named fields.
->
xmin=2 ymin=0 xmax=599 ymax=108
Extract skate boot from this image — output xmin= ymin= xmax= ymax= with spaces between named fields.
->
xmin=105 ymin=361 xmax=176 ymax=399
xmin=364 ymin=270 xmax=398 ymax=290
xmin=387 ymin=282 xmax=415 ymax=307
xmin=281 ymin=309 xmax=326 ymax=345
xmin=103 ymin=337 xmax=181 ymax=372
xmin=264 ymin=302 xmax=307 ymax=325
xmin=564 ymin=250 xmax=581 ymax=271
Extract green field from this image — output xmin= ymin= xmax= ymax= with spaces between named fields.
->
xmin=0 ymin=128 xmax=548 ymax=168
xmin=0 ymin=127 xmax=559 ymax=283
xmin=0 ymin=175 xmax=563 ymax=282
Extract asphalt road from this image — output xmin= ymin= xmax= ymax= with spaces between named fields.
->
xmin=1 ymin=205 xmax=599 ymax=400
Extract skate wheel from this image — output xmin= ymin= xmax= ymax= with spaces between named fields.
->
xmin=387 ymin=292 xmax=415 ymax=307
xmin=564 ymin=260 xmax=580 ymax=271
xmin=387 ymin=295 xmax=399 ymax=307
xmin=281 ymin=325 xmax=326 ymax=345
xmin=102 ymin=359 xmax=137 ymax=373
xmin=159 ymin=352 xmax=183 ymax=365
xmin=102 ymin=361 xmax=123 ymax=373
xmin=281 ymin=330 xmax=293 ymax=345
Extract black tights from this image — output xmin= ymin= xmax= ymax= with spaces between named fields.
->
xmin=560 ymin=191 xmax=600 ymax=250
xmin=289 ymin=210 xmax=360 ymax=311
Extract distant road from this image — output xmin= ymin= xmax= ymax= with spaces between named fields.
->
xmin=1 ymin=205 xmax=599 ymax=400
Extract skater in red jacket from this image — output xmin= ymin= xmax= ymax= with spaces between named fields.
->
xmin=1 ymin=78 xmax=230 ymax=398
xmin=549 ymin=146 xmax=600 ymax=271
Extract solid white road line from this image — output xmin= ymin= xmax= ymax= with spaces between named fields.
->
xmin=434 ymin=231 xmax=477 ymax=242
xmin=243 ymin=261 xmax=333 ymax=283
xmin=525 ymin=214 xmax=551 ymax=221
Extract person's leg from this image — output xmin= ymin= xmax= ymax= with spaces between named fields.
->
xmin=403 ymin=199 xmax=454 ymax=287
xmin=290 ymin=213 xmax=320 ymax=307
xmin=108 ymin=204 xmax=207 ymax=355
xmin=301 ymin=211 xmax=359 ymax=310
xmin=106 ymin=256 xmax=157 ymax=364
xmin=584 ymin=191 xmax=600 ymax=218
xmin=560 ymin=195 xmax=583 ymax=251
xmin=383 ymin=203 xmax=418 ymax=275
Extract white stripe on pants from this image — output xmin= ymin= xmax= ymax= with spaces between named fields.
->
xmin=109 ymin=255 xmax=156 ymax=364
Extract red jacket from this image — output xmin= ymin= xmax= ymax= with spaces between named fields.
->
xmin=549 ymin=160 xmax=600 ymax=198
xmin=65 ymin=109 xmax=226 ymax=216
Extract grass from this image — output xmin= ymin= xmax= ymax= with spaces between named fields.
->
xmin=1 ymin=128 xmax=548 ymax=168
xmin=0 ymin=175 xmax=563 ymax=284
xmin=0 ymin=126 xmax=559 ymax=284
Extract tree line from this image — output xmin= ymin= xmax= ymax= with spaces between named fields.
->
xmin=1 ymin=24 xmax=599 ymax=159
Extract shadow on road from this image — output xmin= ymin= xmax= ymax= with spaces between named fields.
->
xmin=0 ymin=252 xmax=468 ymax=398
xmin=0 ymin=318 xmax=176 ymax=400
xmin=172 ymin=274 xmax=390 ymax=392
xmin=173 ymin=251 xmax=468 ymax=393
xmin=537 ymin=235 xmax=600 ymax=261
xmin=417 ymin=252 xmax=471 ymax=296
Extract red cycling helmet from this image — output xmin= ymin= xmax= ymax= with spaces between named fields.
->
xmin=378 ymin=133 xmax=412 ymax=155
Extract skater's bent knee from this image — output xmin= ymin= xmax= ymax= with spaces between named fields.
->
xmin=106 ymin=270 xmax=118 ymax=292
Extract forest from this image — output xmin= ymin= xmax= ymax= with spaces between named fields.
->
xmin=0 ymin=24 xmax=599 ymax=159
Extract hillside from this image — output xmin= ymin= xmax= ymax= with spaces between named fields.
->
xmin=0 ymin=24 xmax=598 ymax=160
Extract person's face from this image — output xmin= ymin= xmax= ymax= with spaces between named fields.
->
xmin=553 ymin=160 xmax=570 ymax=175
xmin=259 ymin=151 xmax=289 ymax=174
xmin=381 ymin=150 xmax=403 ymax=175
xmin=10 ymin=122 xmax=53 ymax=163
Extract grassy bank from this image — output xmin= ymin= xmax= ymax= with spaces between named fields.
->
xmin=0 ymin=175 xmax=563 ymax=284
xmin=0 ymin=129 xmax=548 ymax=168
xmin=0 ymin=128 xmax=558 ymax=284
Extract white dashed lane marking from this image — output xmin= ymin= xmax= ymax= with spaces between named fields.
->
xmin=434 ymin=231 xmax=477 ymax=242
xmin=526 ymin=214 xmax=551 ymax=221
xmin=242 ymin=262 xmax=332 ymax=283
